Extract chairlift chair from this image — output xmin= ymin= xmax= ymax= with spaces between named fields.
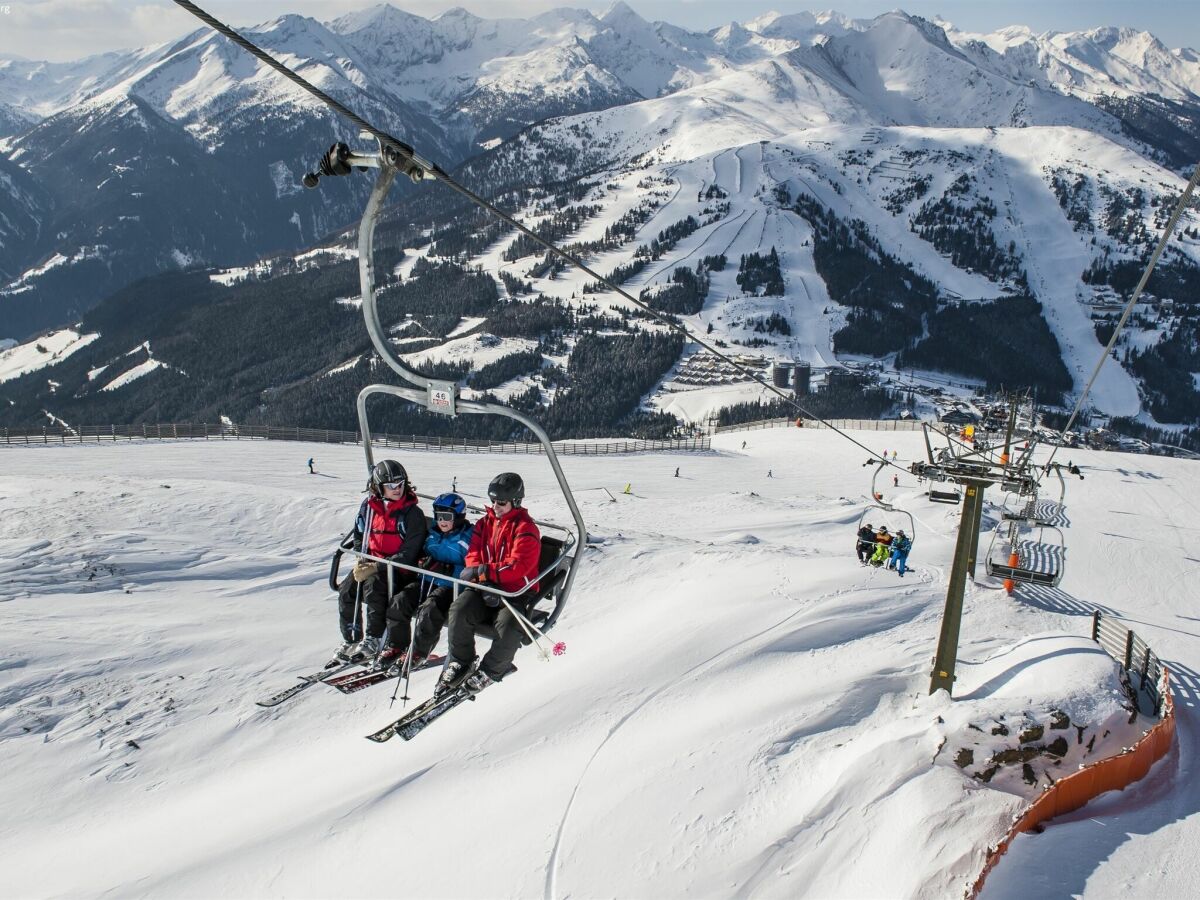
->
xmin=857 ymin=459 xmax=916 ymax=548
xmin=324 ymin=143 xmax=587 ymax=641
xmin=927 ymin=472 xmax=963 ymax=505
xmin=984 ymin=521 xmax=1065 ymax=587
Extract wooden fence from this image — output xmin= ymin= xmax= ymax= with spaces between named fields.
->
xmin=713 ymin=417 xmax=924 ymax=434
xmin=0 ymin=423 xmax=710 ymax=456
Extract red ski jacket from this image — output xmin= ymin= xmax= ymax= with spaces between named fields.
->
xmin=465 ymin=506 xmax=541 ymax=595
xmin=361 ymin=492 xmax=426 ymax=564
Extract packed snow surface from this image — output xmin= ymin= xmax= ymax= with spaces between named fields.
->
xmin=1 ymin=428 xmax=1196 ymax=897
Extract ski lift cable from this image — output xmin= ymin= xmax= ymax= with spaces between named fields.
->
xmin=170 ymin=0 xmax=908 ymax=474
xmin=1045 ymin=160 xmax=1200 ymax=469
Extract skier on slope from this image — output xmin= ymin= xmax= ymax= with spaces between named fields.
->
xmin=375 ymin=492 xmax=474 ymax=673
xmin=435 ymin=472 xmax=542 ymax=697
xmin=333 ymin=460 xmax=427 ymax=664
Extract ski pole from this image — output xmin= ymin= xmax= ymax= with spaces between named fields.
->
xmin=497 ymin=594 xmax=562 ymax=661
xmin=353 ymin=504 xmax=374 ymax=644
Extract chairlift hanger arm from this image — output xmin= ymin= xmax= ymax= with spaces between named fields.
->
xmin=168 ymin=0 xmax=913 ymax=475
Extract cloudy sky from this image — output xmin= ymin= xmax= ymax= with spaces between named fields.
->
xmin=3 ymin=0 xmax=1198 ymax=63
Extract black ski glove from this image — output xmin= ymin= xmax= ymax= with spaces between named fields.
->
xmin=318 ymin=142 xmax=353 ymax=177
xmin=481 ymin=590 xmax=501 ymax=608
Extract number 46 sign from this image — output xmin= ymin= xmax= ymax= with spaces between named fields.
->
xmin=427 ymin=382 xmax=457 ymax=416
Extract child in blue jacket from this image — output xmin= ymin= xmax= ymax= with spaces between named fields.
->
xmin=889 ymin=529 xmax=913 ymax=576
xmin=378 ymin=492 xmax=474 ymax=672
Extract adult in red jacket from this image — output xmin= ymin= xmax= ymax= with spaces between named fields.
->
xmin=437 ymin=472 xmax=541 ymax=696
xmin=334 ymin=459 xmax=427 ymax=664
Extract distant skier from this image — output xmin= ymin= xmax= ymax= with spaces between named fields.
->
xmin=889 ymin=529 xmax=913 ymax=576
xmin=436 ymin=472 xmax=542 ymax=697
xmin=742 ymin=440 xmax=747 ymax=450
xmin=377 ymin=492 xmax=473 ymax=673
xmin=333 ymin=460 xmax=427 ymax=665
xmin=767 ymin=469 xmax=773 ymax=478
xmin=674 ymin=467 xmax=680 ymax=478
xmin=308 ymin=457 xmax=315 ymax=474
xmin=856 ymin=522 xmax=876 ymax=563
xmin=893 ymin=474 xmax=899 ymax=488
xmin=891 ymin=450 xmax=898 ymax=461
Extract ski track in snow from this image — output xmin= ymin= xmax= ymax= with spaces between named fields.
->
xmin=545 ymin=577 xmax=883 ymax=900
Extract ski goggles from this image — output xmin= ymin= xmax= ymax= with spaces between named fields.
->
xmin=433 ymin=511 xmax=455 ymax=523
xmin=491 ymin=499 xmax=513 ymax=509
xmin=380 ymin=480 xmax=405 ymax=491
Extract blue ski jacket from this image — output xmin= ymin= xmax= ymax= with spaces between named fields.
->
xmin=422 ymin=521 xmax=475 ymax=588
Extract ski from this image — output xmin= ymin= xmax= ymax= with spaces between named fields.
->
xmin=255 ymin=658 xmax=363 ymax=708
xmin=330 ymin=654 xmax=445 ymax=694
xmin=365 ymin=693 xmax=450 ymax=743
xmin=365 ymin=689 xmax=474 ymax=743
xmin=398 ymin=690 xmax=473 ymax=741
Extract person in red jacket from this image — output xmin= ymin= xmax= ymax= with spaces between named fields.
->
xmin=436 ymin=472 xmax=542 ymax=696
xmin=334 ymin=459 xmax=427 ymax=665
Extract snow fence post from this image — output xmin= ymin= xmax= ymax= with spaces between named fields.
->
xmin=1124 ymin=629 xmax=1135 ymax=670
xmin=1092 ymin=610 xmax=1102 ymax=642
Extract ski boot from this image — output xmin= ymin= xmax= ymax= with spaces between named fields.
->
xmin=434 ymin=659 xmax=474 ymax=699
xmin=350 ymin=635 xmax=380 ymax=665
xmin=372 ymin=644 xmax=404 ymax=673
xmin=463 ymin=668 xmax=494 ymax=695
xmin=386 ymin=648 xmax=427 ymax=678
xmin=329 ymin=640 xmax=360 ymax=668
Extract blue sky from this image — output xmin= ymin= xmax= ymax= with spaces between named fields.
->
xmin=4 ymin=1 xmax=1198 ymax=63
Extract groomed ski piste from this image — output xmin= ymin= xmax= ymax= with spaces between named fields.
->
xmin=1 ymin=429 xmax=1197 ymax=898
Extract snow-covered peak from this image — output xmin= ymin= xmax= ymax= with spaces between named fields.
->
xmin=599 ymin=1 xmax=649 ymax=30
xmin=328 ymin=4 xmax=446 ymax=70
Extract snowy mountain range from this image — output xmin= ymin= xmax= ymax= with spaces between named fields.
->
xmin=1 ymin=3 xmax=1199 ymax=435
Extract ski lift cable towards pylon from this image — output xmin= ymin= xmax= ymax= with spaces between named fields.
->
xmin=170 ymin=0 xmax=912 ymax=475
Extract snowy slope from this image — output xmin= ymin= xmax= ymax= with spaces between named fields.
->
xmin=455 ymin=110 xmax=1198 ymax=423
xmin=0 ymin=328 xmax=97 ymax=383
xmin=1 ymin=431 xmax=1195 ymax=897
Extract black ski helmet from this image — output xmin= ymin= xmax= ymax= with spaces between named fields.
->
xmin=370 ymin=459 xmax=408 ymax=494
xmin=488 ymin=472 xmax=524 ymax=506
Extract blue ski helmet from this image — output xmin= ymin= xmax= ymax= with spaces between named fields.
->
xmin=432 ymin=492 xmax=466 ymax=516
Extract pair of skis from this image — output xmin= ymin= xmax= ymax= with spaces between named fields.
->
xmin=364 ymin=661 xmax=514 ymax=743
xmin=327 ymin=654 xmax=445 ymax=694
xmin=254 ymin=654 xmax=444 ymax=707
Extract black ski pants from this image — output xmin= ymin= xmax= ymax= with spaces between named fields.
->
xmin=385 ymin=582 xmax=454 ymax=657
xmin=856 ymin=540 xmax=873 ymax=562
xmin=446 ymin=588 xmax=533 ymax=680
xmin=337 ymin=569 xmax=413 ymax=641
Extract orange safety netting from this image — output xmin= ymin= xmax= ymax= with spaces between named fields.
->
xmin=970 ymin=670 xmax=1176 ymax=898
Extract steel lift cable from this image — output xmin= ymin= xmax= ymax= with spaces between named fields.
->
xmin=1045 ymin=160 xmax=1200 ymax=468
xmin=171 ymin=0 xmax=912 ymax=474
